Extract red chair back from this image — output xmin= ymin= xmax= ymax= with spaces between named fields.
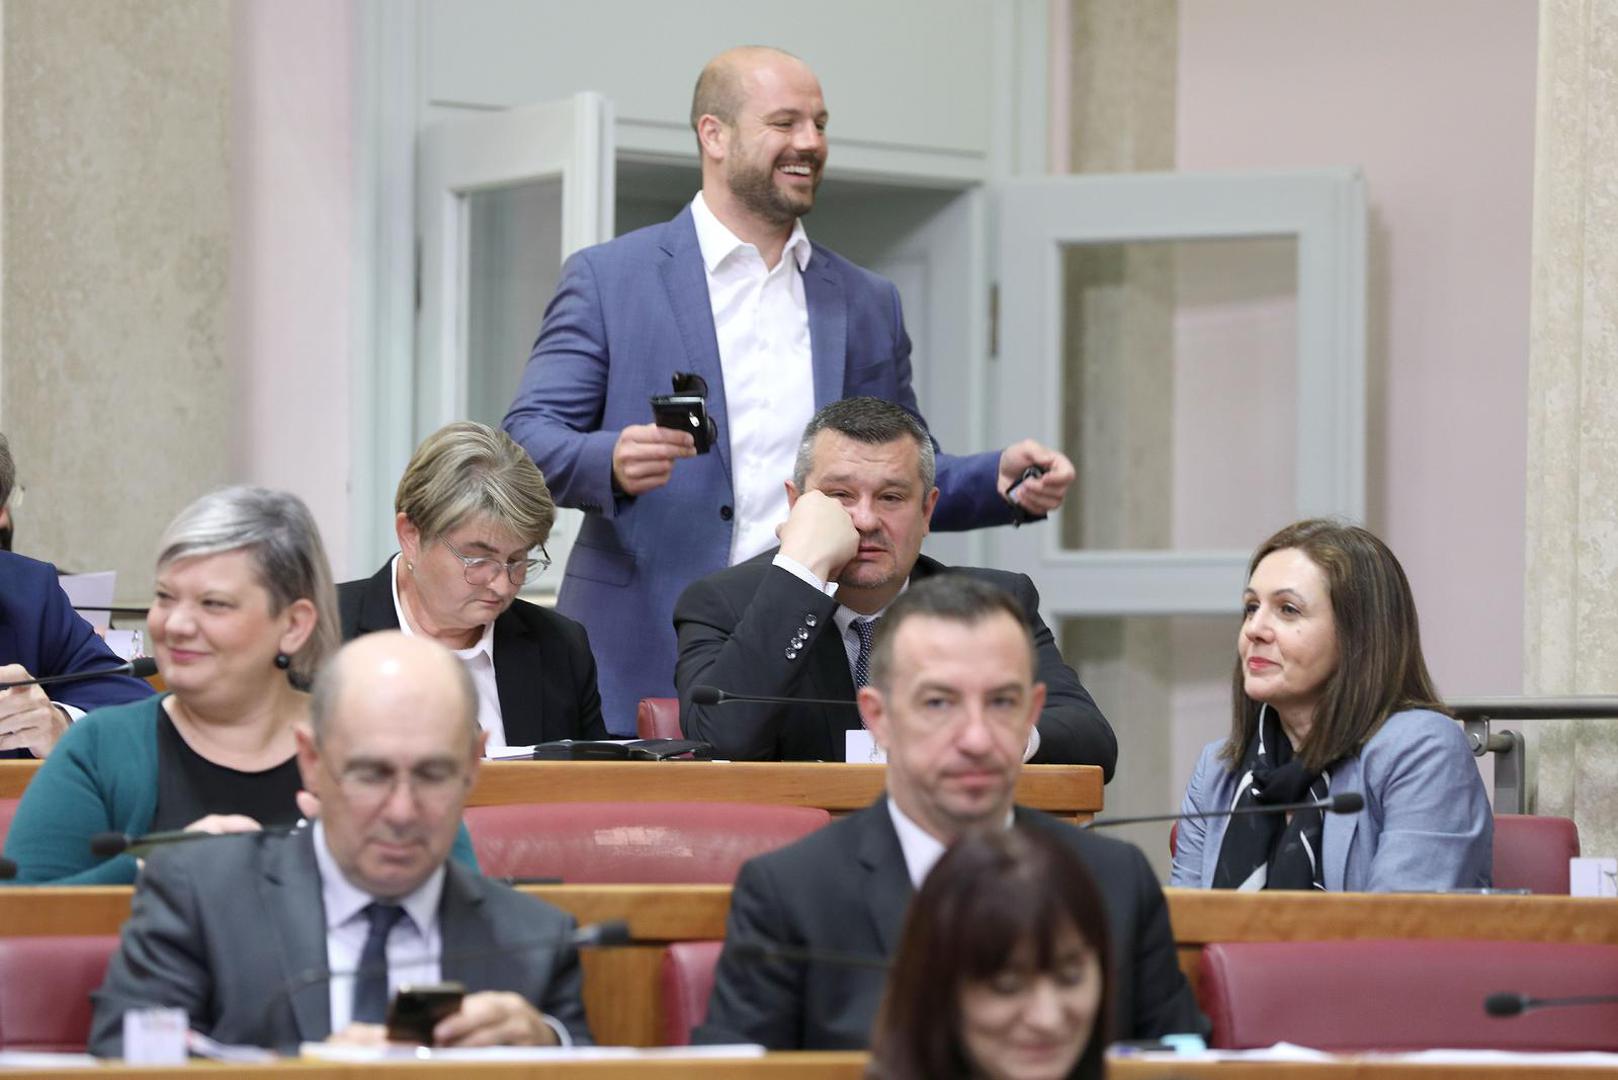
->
xmin=0 ymin=798 xmax=16 ymax=847
xmin=1492 ymin=814 xmax=1579 ymax=894
xmin=463 ymin=801 xmax=829 ymax=883
xmin=636 ymin=698 xmax=683 ymax=740
xmin=0 ymin=936 xmax=120 ymax=1051
xmin=1202 ymin=939 xmax=1618 ymax=1051
xmin=660 ymin=940 xmax=724 ymax=1045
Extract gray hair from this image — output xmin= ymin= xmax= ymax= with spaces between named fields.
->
xmin=0 ymin=433 xmax=14 ymax=507
xmin=156 ymin=486 xmax=340 ymax=683
xmin=396 ymin=422 xmax=555 ymax=549
xmin=792 ymin=397 xmax=937 ymax=491
xmin=867 ymin=575 xmax=1034 ymax=692
xmin=307 ymin=638 xmax=480 ymax=752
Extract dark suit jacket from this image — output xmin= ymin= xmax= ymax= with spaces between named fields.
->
xmin=89 ymin=827 xmax=592 ymax=1054
xmin=674 ymin=551 xmax=1117 ymax=775
xmin=694 ymin=799 xmax=1203 ymax=1049
xmin=0 ymin=551 xmax=152 ymax=759
xmin=338 ymin=561 xmax=607 ymax=744
xmin=502 ymin=205 xmax=1013 ymax=730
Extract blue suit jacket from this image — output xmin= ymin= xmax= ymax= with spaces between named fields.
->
xmin=505 ymin=206 xmax=1010 ymax=731
xmin=0 ymin=551 xmax=152 ymax=758
xmin=1170 ymin=709 xmax=1493 ymax=891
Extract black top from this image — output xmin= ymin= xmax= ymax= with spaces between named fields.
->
xmin=150 ymin=706 xmax=303 ymax=832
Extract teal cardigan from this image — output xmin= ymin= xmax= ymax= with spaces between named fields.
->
xmin=3 ymin=695 xmax=478 ymax=885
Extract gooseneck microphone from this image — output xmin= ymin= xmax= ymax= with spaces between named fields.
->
xmin=0 ymin=656 xmax=158 ymax=690
xmin=732 ymin=937 xmax=891 ymax=972
xmin=1082 ymin=792 xmax=1365 ymax=829
xmin=1485 ymin=991 xmax=1618 ymax=1018
xmin=690 ymin=685 xmax=859 ymax=709
xmin=91 ymin=822 xmax=304 ymax=860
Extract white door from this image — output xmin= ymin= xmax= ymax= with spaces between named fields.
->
xmin=407 ymin=92 xmax=615 ymax=592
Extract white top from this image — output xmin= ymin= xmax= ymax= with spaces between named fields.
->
xmin=314 ymin=820 xmax=444 ymax=1034
xmin=888 ymin=799 xmax=1017 ymax=890
xmin=390 ymin=555 xmax=506 ymax=753
xmin=690 ymin=192 xmax=816 ymax=565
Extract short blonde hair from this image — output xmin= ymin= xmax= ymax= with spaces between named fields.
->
xmin=395 ymin=422 xmax=555 ymax=548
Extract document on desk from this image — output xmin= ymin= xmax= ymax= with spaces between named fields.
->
xmin=301 ymin=1042 xmax=767 ymax=1062
xmin=1112 ymin=1043 xmax=1618 ymax=1067
xmin=0 ymin=1052 xmax=99 ymax=1067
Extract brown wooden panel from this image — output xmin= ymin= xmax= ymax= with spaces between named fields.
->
xmin=0 ymin=1055 xmax=870 ymax=1078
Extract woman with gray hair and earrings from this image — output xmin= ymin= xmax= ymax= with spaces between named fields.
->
xmin=6 ymin=487 xmax=352 ymax=884
xmin=338 ymin=421 xmax=606 ymax=751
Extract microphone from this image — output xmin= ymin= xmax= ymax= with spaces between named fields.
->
xmin=1485 ymin=991 xmax=1618 ymax=1018
xmin=0 ymin=656 xmax=159 ymax=690
xmin=731 ymin=937 xmax=891 ymax=972
xmin=690 ymin=684 xmax=859 ymax=708
xmin=1082 ymin=792 xmax=1365 ymax=829
xmin=91 ymin=822 xmax=303 ymax=860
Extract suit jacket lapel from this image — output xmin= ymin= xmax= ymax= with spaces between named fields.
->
xmin=261 ymin=829 xmax=334 ymax=1042
xmin=439 ymin=862 xmax=496 ymax=992
xmin=1322 ymin=757 xmax=1362 ymax=891
xmin=355 ymin=561 xmax=402 ymax=633
xmin=492 ymin=612 xmax=542 ymax=745
xmin=803 ymin=247 xmax=847 ymax=408
xmin=658 ymin=209 xmax=733 ymax=484
xmin=854 ymin=799 xmax=913 ymax=955
xmin=806 ymin=627 xmax=858 ymax=758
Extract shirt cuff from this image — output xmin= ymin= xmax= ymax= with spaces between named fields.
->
xmin=540 ymin=1012 xmax=573 ymax=1048
xmin=772 ymin=552 xmax=838 ymax=597
xmin=54 ymin=701 xmax=85 ymax=723
xmin=1023 ymin=726 xmax=1040 ymax=763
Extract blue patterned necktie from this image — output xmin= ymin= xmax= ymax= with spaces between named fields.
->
xmin=351 ymin=902 xmax=405 ymax=1024
xmin=852 ymin=617 xmax=878 ymax=688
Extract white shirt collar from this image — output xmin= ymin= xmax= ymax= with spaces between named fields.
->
xmin=313 ymin=819 xmax=446 ymax=938
xmin=886 ymin=798 xmax=1018 ymax=890
xmin=390 ymin=553 xmax=495 ymax=663
xmin=833 ymin=578 xmax=908 ymax=640
xmin=691 ymin=191 xmax=811 ymax=274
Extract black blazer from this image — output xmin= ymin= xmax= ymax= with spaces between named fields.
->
xmin=694 ymin=799 xmax=1204 ymax=1049
xmin=674 ymin=551 xmax=1117 ymax=775
xmin=338 ymin=560 xmax=608 ymax=745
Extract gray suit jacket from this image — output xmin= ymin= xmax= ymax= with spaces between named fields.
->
xmin=89 ymin=828 xmax=591 ymax=1055
xmin=1170 ymin=708 xmax=1493 ymax=891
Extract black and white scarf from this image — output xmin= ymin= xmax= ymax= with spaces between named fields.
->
xmin=1211 ymin=705 xmax=1332 ymax=891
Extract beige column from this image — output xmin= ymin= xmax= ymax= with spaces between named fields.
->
xmin=1524 ymin=0 xmax=1618 ymax=854
xmin=1 ymin=0 xmax=230 ymax=596
xmin=1059 ymin=0 xmax=1178 ymax=872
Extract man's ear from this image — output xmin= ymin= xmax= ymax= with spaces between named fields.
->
xmin=294 ymin=724 xmax=320 ymax=792
xmin=858 ymin=686 xmax=890 ymax=749
xmin=697 ymin=114 xmax=729 ymax=162
xmin=921 ymin=486 xmax=940 ymax=533
xmin=785 ymin=480 xmax=802 ymax=509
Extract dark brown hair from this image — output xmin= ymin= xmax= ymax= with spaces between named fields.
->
xmin=866 ymin=826 xmax=1112 ymax=1080
xmin=1224 ymin=518 xmax=1446 ymax=773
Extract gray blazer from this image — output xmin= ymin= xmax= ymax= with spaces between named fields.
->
xmin=1170 ymin=709 xmax=1493 ymax=892
xmin=90 ymin=828 xmax=591 ymax=1055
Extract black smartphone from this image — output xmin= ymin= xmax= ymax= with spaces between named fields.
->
xmin=650 ymin=394 xmax=716 ymax=453
xmin=384 ymin=981 xmax=465 ymax=1045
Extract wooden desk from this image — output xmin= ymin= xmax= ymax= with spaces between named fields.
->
xmin=0 ymin=1055 xmax=870 ymax=1079
xmin=0 ymin=760 xmax=1103 ymax=821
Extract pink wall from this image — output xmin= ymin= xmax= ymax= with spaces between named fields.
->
xmin=1176 ymin=1 xmax=1538 ymax=696
xmin=230 ymin=0 xmax=356 ymax=576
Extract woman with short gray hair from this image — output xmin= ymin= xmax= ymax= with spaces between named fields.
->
xmin=338 ymin=421 xmax=606 ymax=750
xmin=5 ymin=487 xmax=343 ymax=883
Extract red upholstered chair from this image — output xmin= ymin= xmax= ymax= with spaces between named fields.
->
xmin=0 ymin=935 xmax=120 ymax=1051
xmin=462 ymin=802 xmax=830 ymax=883
xmin=1201 ymin=939 xmax=1618 ymax=1052
xmin=660 ymin=939 xmax=724 ymax=1045
xmin=0 ymin=798 xmax=17 ymax=847
xmin=636 ymin=697 xmax=683 ymax=740
xmin=1492 ymin=814 xmax=1579 ymax=894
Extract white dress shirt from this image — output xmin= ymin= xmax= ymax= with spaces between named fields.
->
xmin=314 ymin=820 xmax=444 ymax=1034
xmin=888 ymin=799 xmax=1017 ymax=890
xmin=390 ymin=555 xmax=506 ymax=752
xmin=690 ymin=193 xmax=816 ymax=565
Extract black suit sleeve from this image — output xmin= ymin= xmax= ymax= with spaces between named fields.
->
xmin=692 ymin=856 xmax=806 ymax=1049
xmin=1122 ymin=846 xmax=1207 ymax=1040
xmin=674 ymin=565 xmax=842 ymax=760
xmin=999 ymin=573 xmax=1117 ymax=778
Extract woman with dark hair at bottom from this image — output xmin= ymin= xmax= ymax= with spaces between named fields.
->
xmin=868 ymin=825 xmax=1112 ymax=1080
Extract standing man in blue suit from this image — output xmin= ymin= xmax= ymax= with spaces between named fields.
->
xmin=505 ymin=46 xmax=1076 ymax=731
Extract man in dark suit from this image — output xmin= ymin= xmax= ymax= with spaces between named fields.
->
xmin=696 ymin=576 xmax=1201 ymax=1049
xmin=0 ymin=549 xmax=151 ymax=759
xmin=89 ymin=632 xmax=591 ymax=1055
xmin=676 ymin=397 xmax=1115 ymax=773
xmin=504 ymin=45 xmax=1076 ymax=731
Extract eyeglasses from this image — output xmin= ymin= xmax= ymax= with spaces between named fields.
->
xmin=328 ymin=757 xmax=470 ymax=811
xmin=439 ymin=537 xmax=550 ymax=586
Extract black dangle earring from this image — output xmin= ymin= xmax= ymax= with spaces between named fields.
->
xmin=274 ymin=652 xmax=292 ymax=671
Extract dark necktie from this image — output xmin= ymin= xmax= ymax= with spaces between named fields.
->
xmin=852 ymin=617 xmax=878 ymax=688
xmin=351 ymin=902 xmax=405 ymax=1025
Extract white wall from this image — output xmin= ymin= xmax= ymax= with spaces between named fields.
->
xmin=1175 ymin=1 xmax=1538 ymax=700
